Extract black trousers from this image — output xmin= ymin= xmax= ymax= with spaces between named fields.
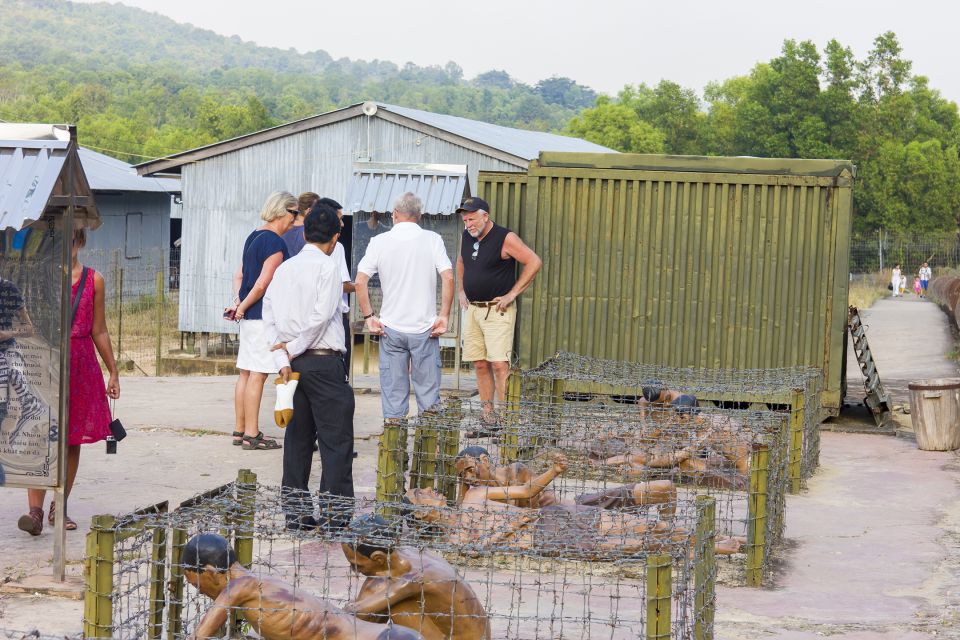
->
xmin=281 ymin=354 xmax=355 ymax=524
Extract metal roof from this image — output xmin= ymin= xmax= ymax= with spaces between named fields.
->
xmin=78 ymin=147 xmax=179 ymax=193
xmin=136 ymin=102 xmax=616 ymax=175
xmin=345 ymin=162 xmax=469 ymax=215
xmin=0 ymin=140 xmax=70 ymax=230
xmin=0 ymin=124 xmax=100 ymax=231
xmin=379 ymin=103 xmax=613 ymax=161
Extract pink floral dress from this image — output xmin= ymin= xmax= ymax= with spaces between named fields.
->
xmin=69 ymin=268 xmax=111 ymax=445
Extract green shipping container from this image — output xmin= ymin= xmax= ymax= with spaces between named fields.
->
xmin=478 ymin=152 xmax=854 ymax=414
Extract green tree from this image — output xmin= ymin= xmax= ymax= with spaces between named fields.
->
xmin=565 ymin=98 xmax=665 ymax=153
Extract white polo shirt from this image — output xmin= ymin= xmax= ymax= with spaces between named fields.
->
xmin=357 ymin=221 xmax=452 ymax=334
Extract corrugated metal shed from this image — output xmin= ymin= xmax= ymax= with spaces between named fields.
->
xmin=136 ymin=104 xmax=618 ymax=335
xmin=0 ymin=128 xmax=99 ymax=230
xmin=78 ymin=147 xmax=179 ymax=194
xmin=479 ymin=152 xmax=855 ymax=413
xmin=345 ymin=163 xmax=468 ymax=215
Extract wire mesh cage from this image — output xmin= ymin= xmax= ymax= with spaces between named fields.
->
xmin=82 ymin=471 xmax=718 ymax=640
xmin=521 ymin=352 xmax=823 ymax=491
xmin=377 ymin=396 xmax=787 ymax=587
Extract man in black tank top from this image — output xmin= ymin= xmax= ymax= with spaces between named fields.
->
xmin=456 ymin=197 xmax=542 ymax=428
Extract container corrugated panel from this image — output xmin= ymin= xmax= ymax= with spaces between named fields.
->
xmin=478 ymin=153 xmax=854 ymax=412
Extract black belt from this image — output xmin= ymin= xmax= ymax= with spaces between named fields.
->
xmin=302 ymin=348 xmax=343 ymax=357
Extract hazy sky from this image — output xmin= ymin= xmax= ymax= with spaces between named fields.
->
xmin=75 ymin=0 xmax=958 ymax=104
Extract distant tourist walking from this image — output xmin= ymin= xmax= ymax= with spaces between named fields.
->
xmin=226 ymin=191 xmax=297 ymax=451
xmin=891 ymin=264 xmax=902 ymax=297
xmin=355 ymin=193 xmax=453 ymax=422
xmin=456 ymin=197 xmax=542 ymax=430
xmin=19 ymin=228 xmax=120 ymax=536
xmin=913 ymin=276 xmax=922 ymax=297
xmin=263 ymin=203 xmax=355 ymax=531
xmin=919 ymin=262 xmax=932 ymax=298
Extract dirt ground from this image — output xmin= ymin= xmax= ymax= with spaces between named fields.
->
xmin=1 ymin=295 xmax=959 ymax=638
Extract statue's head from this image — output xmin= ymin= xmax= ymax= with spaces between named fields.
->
xmin=454 ymin=446 xmax=496 ymax=485
xmin=342 ymin=514 xmax=399 ymax=575
xmin=181 ymin=533 xmax=237 ymax=598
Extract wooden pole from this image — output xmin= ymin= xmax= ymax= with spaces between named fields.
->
xmin=411 ymin=410 xmax=439 ymax=490
xmin=376 ymin=419 xmax=406 ymax=517
xmin=789 ymin=389 xmax=805 ymax=493
xmin=83 ymin=515 xmax=116 ymax=638
xmin=83 ymin=524 xmax=100 ymax=638
xmin=147 ymin=520 xmax=168 ymax=640
xmin=363 ymin=333 xmax=370 ymax=374
xmin=694 ymin=496 xmax=716 ymax=640
xmin=501 ymin=370 xmax=522 ymax=462
xmin=155 ymin=271 xmax=164 ymax=376
xmin=437 ymin=395 xmax=462 ymax=503
xmin=117 ymin=267 xmax=124 ymax=362
xmin=167 ymin=526 xmax=187 ymax=640
xmin=746 ymin=443 xmax=770 ymax=587
xmin=234 ymin=468 xmax=256 ymax=567
xmin=645 ymin=553 xmax=672 ymax=640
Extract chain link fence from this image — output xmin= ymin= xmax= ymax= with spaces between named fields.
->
xmin=82 ymin=247 xmax=182 ymax=377
xmin=849 ymin=231 xmax=960 ymax=274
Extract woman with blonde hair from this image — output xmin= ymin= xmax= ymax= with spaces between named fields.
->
xmin=224 ymin=191 xmax=297 ymax=450
xmin=18 ymin=228 xmax=120 ymax=535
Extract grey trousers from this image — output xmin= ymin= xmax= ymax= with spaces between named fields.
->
xmin=379 ymin=326 xmax=441 ymax=419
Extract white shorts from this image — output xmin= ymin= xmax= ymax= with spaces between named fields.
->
xmin=236 ymin=319 xmax=277 ymax=374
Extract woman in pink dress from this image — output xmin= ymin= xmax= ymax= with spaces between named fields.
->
xmin=18 ymin=228 xmax=120 ymax=535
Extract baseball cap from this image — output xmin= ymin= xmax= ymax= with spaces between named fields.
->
xmin=456 ymin=197 xmax=490 ymax=214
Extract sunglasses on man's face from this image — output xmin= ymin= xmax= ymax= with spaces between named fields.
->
xmin=471 ymin=241 xmax=480 ymax=260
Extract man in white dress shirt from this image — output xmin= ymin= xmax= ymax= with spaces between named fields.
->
xmin=355 ymin=192 xmax=453 ymax=422
xmin=263 ymin=202 xmax=355 ymax=531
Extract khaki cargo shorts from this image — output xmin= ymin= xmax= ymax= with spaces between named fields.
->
xmin=462 ymin=303 xmax=516 ymax=362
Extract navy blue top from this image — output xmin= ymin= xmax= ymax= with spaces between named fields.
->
xmin=282 ymin=226 xmax=306 ymax=257
xmin=239 ymin=229 xmax=289 ymax=320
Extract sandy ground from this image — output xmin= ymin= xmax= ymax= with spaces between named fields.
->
xmin=1 ymin=295 xmax=959 ymax=638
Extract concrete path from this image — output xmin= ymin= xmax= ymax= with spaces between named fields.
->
xmin=717 ymin=294 xmax=960 ymax=638
xmin=1 ymin=297 xmax=959 ymax=638
xmin=846 ymin=294 xmax=959 ymax=405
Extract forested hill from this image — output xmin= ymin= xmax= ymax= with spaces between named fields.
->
xmin=3 ymin=1 xmax=960 ymax=233
xmin=0 ymin=0 xmax=596 ymax=161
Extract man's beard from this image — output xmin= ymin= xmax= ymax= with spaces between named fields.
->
xmin=466 ymin=227 xmax=481 ymax=238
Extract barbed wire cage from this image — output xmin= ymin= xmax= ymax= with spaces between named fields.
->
xmin=377 ymin=395 xmax=787 ymax=588
xmin=82 ymin=470 xmax=718 ymax=640
xmin=520 ymin=352 xmax=823 ymax=491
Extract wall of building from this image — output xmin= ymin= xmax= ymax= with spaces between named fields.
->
xmin=178 ymin=114 xmax=523 ymax=334
xmin=82 ymin=191 xmax=172 ymax=300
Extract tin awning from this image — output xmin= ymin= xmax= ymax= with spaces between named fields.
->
xmin=345 ymin=162 xmax=469 ymax=216
xmin=0 ymin=124 xmax=100 ymax=230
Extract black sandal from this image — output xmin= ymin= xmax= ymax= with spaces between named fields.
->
xmin=242 ymin=432 xmax=281 ymax=450
xmin=232 ymin=431 xmax=244 ymax=446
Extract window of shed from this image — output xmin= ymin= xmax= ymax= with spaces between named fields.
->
xmin=125 ymin=212 xmax=142 ymax=259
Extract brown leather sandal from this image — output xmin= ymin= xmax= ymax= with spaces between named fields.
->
xmin=48 ymin=501 xmax=77 ymax=531
xmin=17 ymin=507 xmax=44 ymax=536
